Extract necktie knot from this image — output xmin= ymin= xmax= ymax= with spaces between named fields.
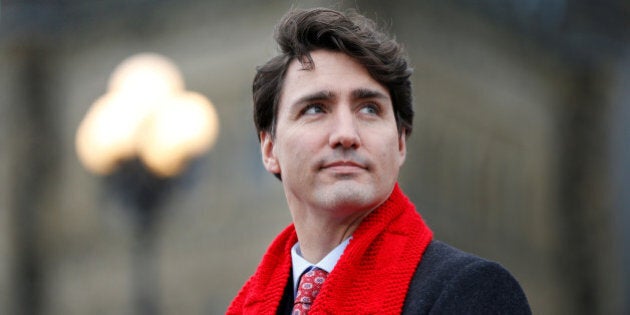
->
xmin=292 ymin=267 xmax=328 ymax=314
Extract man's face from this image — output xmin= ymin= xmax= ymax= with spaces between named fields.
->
xmin=260 ymin=50 xmax=406 ymax=217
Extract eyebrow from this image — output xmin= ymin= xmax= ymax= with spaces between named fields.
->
xmin=352 ymin=88 xmax=389 ymax=101
xmin=292 ymin=88 xmax=389 ymax=107
xmin=293 ymin=90 xmax=335 ymax=106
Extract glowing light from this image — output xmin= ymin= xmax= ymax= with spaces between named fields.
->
xmin=108 ymin=53 xmax=184 ymax=97
xmin=139 ymin=92 xmax=220 ymax=177
xmin=76 ymin=93 xmax=141 ymax=175
xmin=76 ymin=53 xmax=219 ymax=177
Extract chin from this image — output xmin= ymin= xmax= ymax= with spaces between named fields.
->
xmin=316 ymin=182 xmax=385 ymax=213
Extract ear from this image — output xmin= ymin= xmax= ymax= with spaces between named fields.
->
xmin=398 ymin=131 xmax=407 ymax=167
xmin=260 ymin=131 xmax=281 ymax=175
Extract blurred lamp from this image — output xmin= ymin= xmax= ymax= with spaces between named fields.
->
xmin=75 ymin=52 xmax=219 ymax=177
xmin=75 ymin=52 xmax=218 ymax=315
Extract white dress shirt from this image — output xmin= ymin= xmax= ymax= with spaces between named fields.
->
xmin=291 ymin=237 xmax=351 ymax=296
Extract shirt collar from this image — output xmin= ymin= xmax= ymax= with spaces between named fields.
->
xmin=291 ymin=237 xmax=351 ymax=296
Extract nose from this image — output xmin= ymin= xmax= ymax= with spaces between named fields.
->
xmin=328 ymin=108 xmax=361 ymax=149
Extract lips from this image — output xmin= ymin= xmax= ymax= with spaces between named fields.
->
xmin=320 ymin=160 xmax=367 ymax=171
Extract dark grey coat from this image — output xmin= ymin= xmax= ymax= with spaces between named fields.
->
xmin=402 ymin=240 xmax=531 ymax=314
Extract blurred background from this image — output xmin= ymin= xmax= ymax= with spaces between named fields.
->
xmin=1 ymin=0 xmax=628 ymax=314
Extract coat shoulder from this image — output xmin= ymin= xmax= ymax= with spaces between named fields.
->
xmin=402 ymin=240 xmax=531 ymax=314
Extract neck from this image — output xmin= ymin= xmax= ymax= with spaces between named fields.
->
xmin=292 ymin=209 xmax=371 ymax=263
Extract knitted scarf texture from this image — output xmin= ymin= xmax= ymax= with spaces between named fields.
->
xmin=227 ymin=184 xmax=433 ymax=314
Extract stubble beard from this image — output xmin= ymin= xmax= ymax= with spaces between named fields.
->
xmin=312 ymin=180 xmax=379 ymax=216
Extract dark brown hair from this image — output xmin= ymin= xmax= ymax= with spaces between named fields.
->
xmin=253 ymin=8 xmax=414 ymax=138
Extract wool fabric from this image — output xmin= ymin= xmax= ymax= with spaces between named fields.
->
xmin=227 ymin=183 xmax=433 ymax=314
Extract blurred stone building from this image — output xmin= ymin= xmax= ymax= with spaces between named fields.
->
xmin=1 ymin=0 xmax=628 ymax=314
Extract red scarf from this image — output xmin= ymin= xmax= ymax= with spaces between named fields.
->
xmin=227 ymin=184 xmax=433 ymax=314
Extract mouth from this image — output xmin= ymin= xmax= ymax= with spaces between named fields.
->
xmin=320 ymin=160 xmax=368 ymax=172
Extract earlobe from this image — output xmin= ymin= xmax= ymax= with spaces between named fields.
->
xmin=260 ymin=131 xmax=281 ymax=174
xmin=398 ymin=132 xmax=407 ymax=166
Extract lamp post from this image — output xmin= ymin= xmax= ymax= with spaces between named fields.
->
xmin=75 ymin=53 xmax=219 ymax=314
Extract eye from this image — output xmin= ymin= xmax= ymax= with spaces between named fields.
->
xmin=359 ymin=103 xmax=380 ymax=115
xmin=302 ymin=104 xmax=326 ymax=115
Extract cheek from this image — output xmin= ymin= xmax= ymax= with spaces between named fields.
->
xmin=276 ymin=133 xmax=319 ymax=168
xmin=376 ymin=133 xmax=404 ymax=167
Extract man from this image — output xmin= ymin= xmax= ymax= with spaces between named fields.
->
xmin=228 ymin=8 xmax=531 ymax=314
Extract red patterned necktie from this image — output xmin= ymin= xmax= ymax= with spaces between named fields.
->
xmin=292 ymin=267 xmax=328 ymax=314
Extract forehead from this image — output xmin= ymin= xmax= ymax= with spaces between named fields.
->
xmin=279 ymin=50 xmax=389 ymax=104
